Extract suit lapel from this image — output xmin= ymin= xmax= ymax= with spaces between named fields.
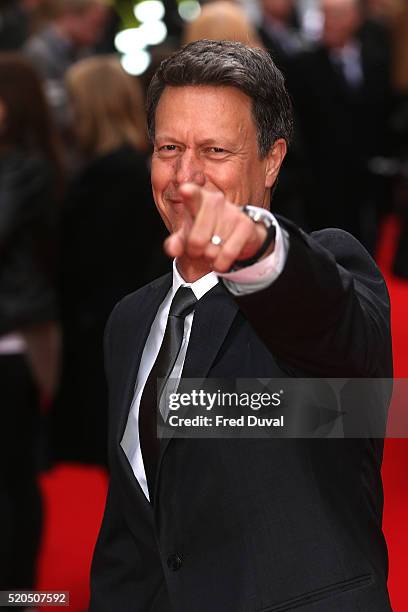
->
xmin=154 ymin=282 xmax=239 ymax=501
xmin=113 ymin=273 xmax=172 ymax=506
xmin=112 ymin=277 xmax=239 ymax=513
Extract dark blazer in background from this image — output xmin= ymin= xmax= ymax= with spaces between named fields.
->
xmin=51 ymin=145 xmax=170 ymax=465
xmin=90 ymin=218 xmax=393 ymax=612
xmin=258 ymin=25 xmax=295 ymax=77
xmin=288 ymin=38 xmax=393 ymax=253
xmin=257 ymin=7 xmax=304 ymax=78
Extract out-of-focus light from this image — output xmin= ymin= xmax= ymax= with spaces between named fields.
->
xmin=134 ymin=0 xmax=165 ymax=23
xmin=115 ymin=28 xmax=146 ymax=53
xmin=178 ymin=0 xmax=201 ymax=22
xmin=139 ymin=20 xmax=167 ymax=46
xmin=115 ymin=20 xmax=167 ymax=52
xmin=121 ymin=50 xmax=151 ymax=76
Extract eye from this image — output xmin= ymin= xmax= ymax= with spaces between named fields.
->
xmin=204 ymin=146 xmax=230 ymax=158
xmin=156 ymin=144 xmax=179 ymax=157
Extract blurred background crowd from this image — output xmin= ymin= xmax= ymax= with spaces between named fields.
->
xmin=0 ymin=0 xmax=407 ymax=608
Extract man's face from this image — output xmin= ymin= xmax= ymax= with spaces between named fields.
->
xmin=151 ymin=85 xmax=280 ymax=233
xmin=321 ymin=0 xmax=361 ymax=48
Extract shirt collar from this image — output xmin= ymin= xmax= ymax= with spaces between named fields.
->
xmin=172 ymin=259 xmax=219 ymax=301
xmin=331 ymin=40 xmax=361 ymax=63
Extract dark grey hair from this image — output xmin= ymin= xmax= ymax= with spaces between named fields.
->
xmin=146 ymin=39 xmax=293 ymax=158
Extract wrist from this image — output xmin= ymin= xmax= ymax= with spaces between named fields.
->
xmin=232 ymin=206 xmax=276 ymax=270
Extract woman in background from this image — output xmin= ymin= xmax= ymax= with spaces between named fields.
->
xmin=0 ymin=53 xmax=62 ymax=592
xmin=52 ymin=55 xmax=169 ymax=466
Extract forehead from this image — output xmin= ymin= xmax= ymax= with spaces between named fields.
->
xmin=154 ymin=85 xmax=256 ymax=139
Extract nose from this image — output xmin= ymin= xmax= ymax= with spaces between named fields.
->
xmin=175 ymin=150 xmax=205 ymax=187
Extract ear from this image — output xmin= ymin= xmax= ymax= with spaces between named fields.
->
xmin=264 ymin=139 xmax=287 ymax=189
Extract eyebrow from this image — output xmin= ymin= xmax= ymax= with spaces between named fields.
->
xmin=154 ymin=135 xmax=237 ymax=149
xmin=154 ymin=135 xmax=184 ymax=146
xmin=198 ymin=138 xmax=236 ymax=148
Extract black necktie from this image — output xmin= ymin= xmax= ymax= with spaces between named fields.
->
xmin=139 ymin=286 xmax=197 ymax=501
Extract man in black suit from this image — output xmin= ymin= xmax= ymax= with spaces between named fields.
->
xmin=89 ymin=40 xmax=393 ymax=611
xmin=288 ymin=0 xmax=393 ymax=253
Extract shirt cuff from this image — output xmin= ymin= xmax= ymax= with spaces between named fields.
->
xmin=219 ymin=209 xmax=289 ymax=296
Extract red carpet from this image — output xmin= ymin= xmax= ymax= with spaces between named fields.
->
xmin=377 ymin=216 xmax=408 ymax=612
xmin=36 ymin=216 xmax=408 ymax=611
xmin=36 ymin=466 xmax=108 ymax=611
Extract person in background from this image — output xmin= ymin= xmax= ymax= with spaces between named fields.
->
xmin=0 ymin=53 xmax=62 ymax=595
xmin=24 ymin=0 xmax=110 ymax=128
xmin=364 ymin=0 xmax=402 ymax=24
xmin=358 ymin=0 xmax=394 ymax=66
xmin=256 ymin=0 xmax=310 ymax=228
xmin=183 ymin=1 xmax=262 ymax=47
xmin=289 ymin=0 xmax=393 ymax=254
xmin=0 ymin=0 xmax=46 ymax=50
xmin=258 ymin=0 xmax=307 ymax=76
xmin=51 ymin=56 xmax=169 ymax=466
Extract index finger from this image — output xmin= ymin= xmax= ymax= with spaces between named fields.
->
xmin=178 ymin=183 xmax=204 ymax=218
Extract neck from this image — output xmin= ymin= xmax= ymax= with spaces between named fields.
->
xmin=176 ymin=257 xmax=213 ymax=283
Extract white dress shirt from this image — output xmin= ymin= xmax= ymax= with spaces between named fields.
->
xmin=121 ymin=208 xmax=288 ymax=500
xmin=0 ymin=333 xmax=26 ymax=355
xmin=331 ymin=42 xmax=363 ymax=89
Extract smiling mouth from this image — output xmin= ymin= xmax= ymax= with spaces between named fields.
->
xmin=165 ymin=196 xmax=185 ymax=207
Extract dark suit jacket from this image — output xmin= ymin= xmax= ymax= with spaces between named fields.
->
xmin=90 ymin=218 xmax=393 ymax=612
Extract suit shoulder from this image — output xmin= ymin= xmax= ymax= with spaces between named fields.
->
xmin=311 ymin=228 xmax=390 ymax=312
xmin=311 ymin=228 xmax=382 ymax=274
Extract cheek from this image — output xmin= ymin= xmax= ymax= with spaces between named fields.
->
xmin=151 ymin=162 xmax=173 ymax=228
xmin=151 ymin=159 xmax=172 ymax=191
xmin=238 ymin=163 xmax=265 ymax=196
xmin=151 ymin=189 xmax=172 ymax=232
xmin=237 ymin=167 xmax=269 ymax=205
xmin=207 ymin=165 xmax=243 ymax=198
xmin=151 ymin=163 xmax=166 ymax=200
